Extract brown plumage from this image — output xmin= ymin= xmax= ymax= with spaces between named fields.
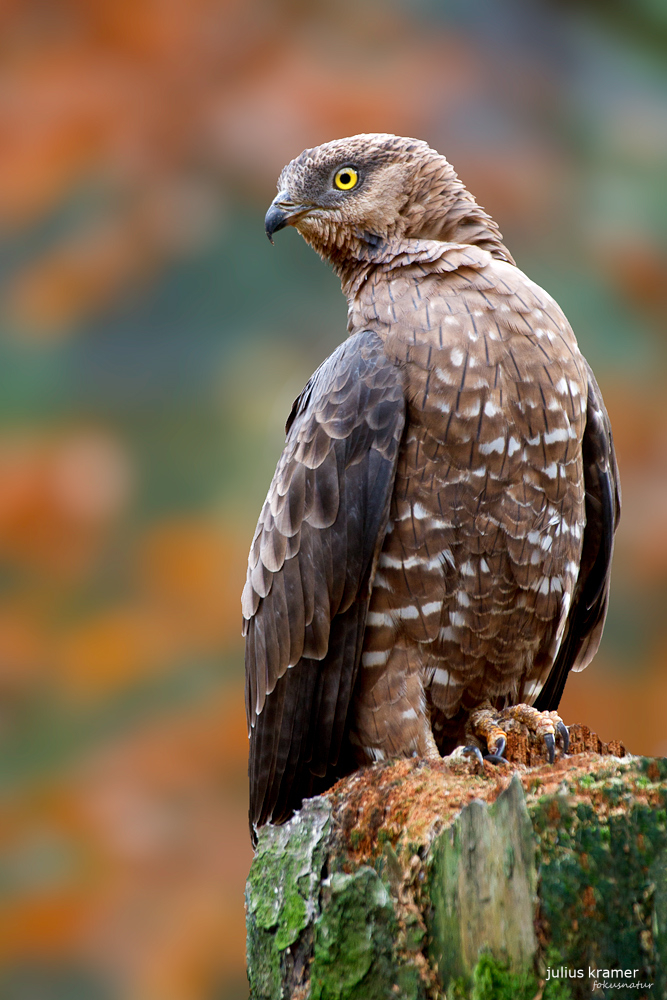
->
xmin=243 ymin=133 xmax=620 ymax=839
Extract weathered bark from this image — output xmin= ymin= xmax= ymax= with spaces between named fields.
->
xmin=246 ymin=728 xmax=667 ymax=999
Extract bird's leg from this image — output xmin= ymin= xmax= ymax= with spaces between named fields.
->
xmin=495 ymin=704 xmax=569 ymax=763
xmin=465 ymin=702 xmax=508 ymax=763
xmin=420 ymin=726 xmax=444 ymax=763
xmin=465 ymin=702 xmax=569 ymax=764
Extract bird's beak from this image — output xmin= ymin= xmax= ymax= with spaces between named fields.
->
xmin=264 ymin=193 xmax=307 ymax=243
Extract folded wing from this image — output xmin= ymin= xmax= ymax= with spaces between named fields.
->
xmin=243 ymin=330 xmax=406 ymax=835
xmin=535 ymin=364 xmax=621 ymax=711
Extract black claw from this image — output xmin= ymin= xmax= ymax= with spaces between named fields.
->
xmin=482 ymin=735 xmax=507 ymax=765
xmin=557 ymin=721 xmax=570 ymax=754
xmin=544 ymin=732 xmax=556 ymax=764
xmin=462 ymin=745 xmax=485 ymax=768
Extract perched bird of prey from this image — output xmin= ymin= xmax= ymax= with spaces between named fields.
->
xmin=243 ymin=133 xmax=620 ymax=837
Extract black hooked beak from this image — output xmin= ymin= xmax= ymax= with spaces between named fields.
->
xmin=264 ymin=193 xmax=306 ymax=243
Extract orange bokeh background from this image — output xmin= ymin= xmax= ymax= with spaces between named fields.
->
xmin=0 ymin=1 xmax=666 ymax=997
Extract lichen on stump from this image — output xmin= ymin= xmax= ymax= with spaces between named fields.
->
xmin=245 ymin=728 xmax=667 ymax=999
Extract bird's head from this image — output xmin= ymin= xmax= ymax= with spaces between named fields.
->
xmin=265 ymin=133 xmax=511 ymax=279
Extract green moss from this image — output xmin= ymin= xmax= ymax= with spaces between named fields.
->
xmin=471 ymin=951 xmax=544 ymax=1000
xmin=601 ymin=781 xmax=625 ymax=806
xmin=348 ymin=829 xmax=362 ymax=851
xmin=379 ymin=841 xmax=403 ymax=892
xmin=273 ymin=891 xmax=306 ymax=950
xmin=446 ymin=951 xmax=573 ymax=1000
xmin=310 ymin=867 xmax=423 ymax=1000
xmin=652 ymin=849 xmax=667 ymax=997
xmin=246 ymin=798 xmax=332 ymax=999
xmin=532 ymin=786 xmax=667 ymax=984
xmin=541 ymin=976 xmax=575 ymax=999
xmin=539 ymin=948 xmax=577 ymax=1000
xmin=639 ymin=757 xmax=667 ymax=782
xmin=403 ymin=911 xmax=425 ymax=952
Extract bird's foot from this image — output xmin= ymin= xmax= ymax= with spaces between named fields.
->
xmin=466 ymin=702 xmax=569 ymax=765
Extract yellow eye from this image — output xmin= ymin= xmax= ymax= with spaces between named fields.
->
xmin=334 ymin=167 xmax=359 ymax=191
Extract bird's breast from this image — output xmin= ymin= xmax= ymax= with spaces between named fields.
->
xmin=350 ymin=256 xmax=589 ymax=497
xmin=356 ymin=256 xmax=589 ymax=676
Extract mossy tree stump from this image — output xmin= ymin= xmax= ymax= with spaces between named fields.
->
xmin=246 ymin=728 xmax=667 ymax=999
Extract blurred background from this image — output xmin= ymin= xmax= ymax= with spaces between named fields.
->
xmin=0 ymin=0 xmax=665 ymax=996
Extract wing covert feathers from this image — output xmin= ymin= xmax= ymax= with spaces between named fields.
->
xmin=244 ymin=330 xmax=406 ymax=834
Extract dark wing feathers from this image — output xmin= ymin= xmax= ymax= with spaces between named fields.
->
xmin=535 ymin=364 xmax=621 ymax=712
xmin=244 ymin=330 xmax=405 ymax=835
